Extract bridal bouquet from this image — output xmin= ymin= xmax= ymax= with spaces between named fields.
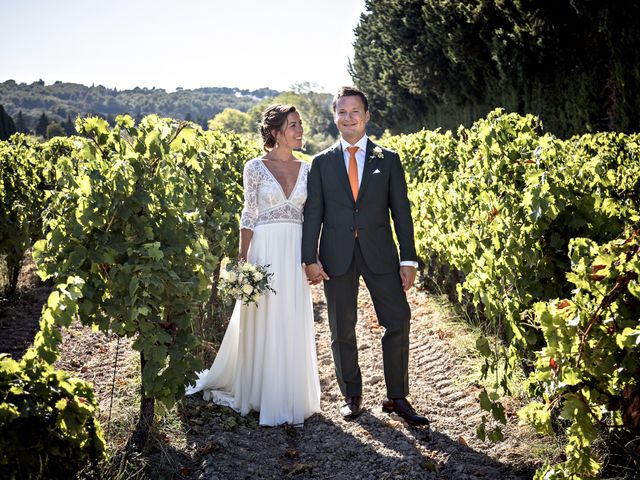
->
xmin=218 ymin=260 xmax=275 ymax=305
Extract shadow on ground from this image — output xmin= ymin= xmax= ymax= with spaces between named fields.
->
xmin=140 ymin=398 xmax=533 ymax=480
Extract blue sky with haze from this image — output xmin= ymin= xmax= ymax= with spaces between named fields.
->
xmin=0 ymin=0 xmax=366 ymax=92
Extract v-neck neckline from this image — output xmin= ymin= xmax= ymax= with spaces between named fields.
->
xmin=260 ymin=160 xmax=303 ymax=201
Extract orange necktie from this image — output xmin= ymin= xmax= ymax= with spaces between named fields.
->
xmin=347 ymin=146 xmax=359 ymax=200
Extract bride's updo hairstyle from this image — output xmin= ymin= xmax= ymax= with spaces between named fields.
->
xmin=260 ymin=104 xmax=297 ymax=151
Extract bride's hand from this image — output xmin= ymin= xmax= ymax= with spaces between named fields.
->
xmin=305 ymin=263 xmax=329 ymax=284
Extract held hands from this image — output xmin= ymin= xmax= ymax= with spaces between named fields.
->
xmin=305 ymin=262 xmax=330 ymax=285
xmin=305 ymin=263 xmax=414 ymax=289
xmin=400 ymin=265 xmax=416 ymax=292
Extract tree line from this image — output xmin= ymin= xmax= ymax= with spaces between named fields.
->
xmin=0 ymin=79 xmax=278 ymax=135
xmin=0 ymin=81 xmax=339 ymax=154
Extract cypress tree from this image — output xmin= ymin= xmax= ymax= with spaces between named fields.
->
xmin=63 ymin=113 xmax=75 ymax=136
xmin=352 ymin=0 xmax=640 ymax=136
xmin=35 ymin=112 xmax=50 ymax=137
xmin=14 ymin=110 xmax=29 ymax=133
xmin=0 ymin=105 xmax=16 ymax=140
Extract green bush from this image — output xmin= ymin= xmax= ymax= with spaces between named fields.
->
xmin=0 ymin=353 xmax=105 ymax=479
xmin=0 ymin=134 xmax=43 ymax=294
xmin=383 ymin=109 xmax=640 ymax=477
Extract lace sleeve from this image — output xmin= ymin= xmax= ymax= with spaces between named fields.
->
xmin=240 ymin=160 xmax=259 ymax=230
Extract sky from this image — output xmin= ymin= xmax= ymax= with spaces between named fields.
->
xmin=0 ymin=0 xmax=367 ymax=93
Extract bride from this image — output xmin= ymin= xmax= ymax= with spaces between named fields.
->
xmin=187 ymin=104 xmax=321 ymax=426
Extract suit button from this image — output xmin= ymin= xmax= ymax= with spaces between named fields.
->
xmin=354 ymin=208 xmax=359 ymax=213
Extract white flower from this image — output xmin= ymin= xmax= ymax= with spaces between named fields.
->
xmin=218 ymin=261 xmax=274 ymax=306
xmin=371 ymin=146 xmax=384 ymax=159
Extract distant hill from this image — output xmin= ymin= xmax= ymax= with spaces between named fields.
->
xmin=0 ymin=79 xmax=279 ymax=131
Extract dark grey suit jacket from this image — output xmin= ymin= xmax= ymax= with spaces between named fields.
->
xmin=302 ymin=139 xmax=418 ymax=277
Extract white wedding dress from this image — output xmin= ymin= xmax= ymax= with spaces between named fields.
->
xmin=187 ymin=158 xmax=321 ymax=426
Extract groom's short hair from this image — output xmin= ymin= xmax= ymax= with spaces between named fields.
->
xmin=333 ymin=86 xmax=369 ymax=113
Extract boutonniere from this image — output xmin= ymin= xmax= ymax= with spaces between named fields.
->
xmin=370 ymin=146 xmax=384 ymax=163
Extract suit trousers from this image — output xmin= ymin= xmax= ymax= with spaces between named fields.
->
xmin=323 ymin=238 xmax=411 ymax=399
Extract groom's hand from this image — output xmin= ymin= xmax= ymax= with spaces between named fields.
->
xmin=400 ymin=266 xmax=416 ymax=291
xmin=305 ymin=263 xmax=329 ymax=284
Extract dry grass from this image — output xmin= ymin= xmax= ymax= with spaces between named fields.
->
xmin=0 ymin=255 xmax=8 ymax=294
xmin=91 ymin=341 xmax=193 ymax=479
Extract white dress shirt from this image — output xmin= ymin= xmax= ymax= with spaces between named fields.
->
xmin=340 ymin=136 xmax=418 ymax=269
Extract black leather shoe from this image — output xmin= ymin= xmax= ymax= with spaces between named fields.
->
xmin=340 ymin=396 xmax=363 ymax=419
xmin=382 ymin=397 xmax=429 ymax=426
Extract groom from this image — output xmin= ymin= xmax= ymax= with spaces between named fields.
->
xmin=302 ymin=86 xmax=428 ymax=426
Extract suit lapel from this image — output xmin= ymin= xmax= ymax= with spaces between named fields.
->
xmin=356 ymin=139 xmax=377 ymax=204
xmin=331 ymin=142 xmax=354 ymax=203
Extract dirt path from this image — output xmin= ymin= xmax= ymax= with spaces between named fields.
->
xmin=2 ymin=260 xmax=541 ymax=479
xmin=173 ymin=285 xmax=536 ymax=479
xmin=0 ymin=258 xmax=50 ymax=359
xmin=67 ymin=286 xmax=539 ymax=479
xmin=176 ymin=289 xmax=531 ymax=479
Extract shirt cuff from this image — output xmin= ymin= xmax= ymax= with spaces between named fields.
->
xmin=400 ymin=260 xmax=419 ymax=268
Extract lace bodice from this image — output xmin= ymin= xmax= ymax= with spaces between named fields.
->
xmin=240 ymin=158 xmax=308 ymax=230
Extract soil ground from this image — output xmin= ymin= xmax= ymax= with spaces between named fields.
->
xmin=1 ymin=255 xmax=551 ymax=479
